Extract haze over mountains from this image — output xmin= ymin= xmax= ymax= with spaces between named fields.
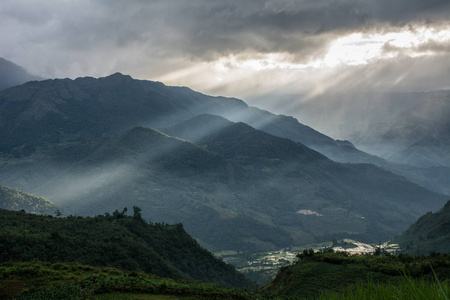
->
xmin=2 ymin=1 xmax=450 ymax=296
xmin=0 ymin=68 xmax=447 ymax=252
xmin=296 ymin=91 xmax=450 ymax=168
xmin=0 ymin=58 xmax=41 ymax=91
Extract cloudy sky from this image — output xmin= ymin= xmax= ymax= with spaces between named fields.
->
xmin=2 ymin=0 xmax=450 ymax=114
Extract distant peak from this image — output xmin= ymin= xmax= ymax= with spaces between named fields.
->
xmin=104 ymin=72 xmax=134 ymax=81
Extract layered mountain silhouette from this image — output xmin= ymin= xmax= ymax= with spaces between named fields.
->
xmin=0 ymin=58 xmax=41 ymax=91
xmin=0 ymin=73 xmax=447 ymax=251
xmin=387 ymin=95 xmax=450 ymax=167
xmin=297 ymin=91 xmax=450 ymax=169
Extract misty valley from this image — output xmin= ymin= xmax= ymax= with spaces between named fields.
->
xmin=1 ymin=63 xmax=450 ymax=299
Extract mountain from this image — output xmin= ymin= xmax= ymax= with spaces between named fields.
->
xmin=163 ymin=115 xmax=447 ymax=244
xmin=25 ymin=120 xmax=447 ymax=251
xmin=392 ymin=199 xmax=450 ymax=255
xmin=0 ymin=58 xmax=41 ymax=90
xmin=0 ymin=73 xmax=447 ymax=197
xmin=295 ymin=91 xmax=450 ymax=168
xmin=0 ymin=74 xmax=447 ymax=252
xmin=0 ymin=72 xmax=385 ymax=164
xmin=387 ymin=95 xmax=450 ymax=167
xmin=0 ymin=208 xmax=256 ymax=289
xmin=0 ymin=184 xmax=58 ymax=214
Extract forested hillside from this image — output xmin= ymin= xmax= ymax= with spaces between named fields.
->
xmin=260 ymin=250 xmax=450 ymax=299
xmin=0 ymin=208 xmax=256 ymax=289
xmin=392 ymin=199 xmax=450 ymax=255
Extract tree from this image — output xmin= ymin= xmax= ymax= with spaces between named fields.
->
xmin=133 ymin=206 xmax=142 ymax=219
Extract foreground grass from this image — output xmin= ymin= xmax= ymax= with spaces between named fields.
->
xmin=1 ymin=258 xmax=449 ymax=299
xmin=0 ymin=261 xmax=257 ymax=299
xmin=317 ymin=276 xmax=449 ymax=300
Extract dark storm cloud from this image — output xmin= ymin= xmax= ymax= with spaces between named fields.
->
xmin=1 ymin=0 xmax=449 ymax=80
xmin=135 ymin=0 xmax=450 ymax=61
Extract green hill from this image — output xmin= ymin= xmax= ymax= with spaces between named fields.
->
xmin=260 ymin=250 xmax=450 ymax=299
xmin=392 ymin=199 xmax=450 ymax=255
xmin=0 ymin=261 xmax=259 ymax=300
xmin=0 ymin=208 xmax=256 ymax=290
xmin=0 ymin=184 xmax=58 ymax=214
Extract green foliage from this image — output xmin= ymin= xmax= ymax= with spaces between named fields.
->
xmin=315 ymin=275 xmax=450 ymax=300
xmin=18 ymin=284 xmax=83 ymax=300
xmin=0 ymin=209 xmax=256 ymax=290
xmin=393 ymin=199 xmax=450 ymax=255
xmin=0 ymin=261 xmax=259 ymax=300
xmin=260 ymin=251 xmax=450 ymax=299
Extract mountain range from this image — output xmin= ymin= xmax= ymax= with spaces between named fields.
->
xmin=296 ymin=91 xmax=450 ymax=168
xmin=0 ymin=72 xmax=447 ymax=252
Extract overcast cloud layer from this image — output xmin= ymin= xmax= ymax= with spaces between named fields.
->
xmin=1 ymin=0 xmax=450 ymax=112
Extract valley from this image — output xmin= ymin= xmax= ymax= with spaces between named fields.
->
xmin=0 ymin=73 xmax=447 ymax=254
xmin=218 ymin=239 xmax=402 ymax=285
xmin=0 ymin=64 xmax=449 ymax=299
xmin=2 ymin=1 xmax=450 ymax=298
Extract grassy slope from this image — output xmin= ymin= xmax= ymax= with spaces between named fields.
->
xmin=0 ymin=261 xmax=258 ymax=300
xmin=260 ymin=251 xmax=450 ymax=299
xmin=2 ymin=254 xmax=449 ymax=299
xmin=0 ymin=209 xmax=256 ymax=290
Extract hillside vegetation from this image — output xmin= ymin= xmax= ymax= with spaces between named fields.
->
xmin=0 ymin=261 xmax=258 ymax=300
xmin=260 ymin=250 xmax=450 ymax=299
xmin=392 ymin=199 xmax=450 ymax=255
xmin=0 ymin=209 xmax=255 ymax=290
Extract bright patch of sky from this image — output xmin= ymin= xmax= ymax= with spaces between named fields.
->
xmin=211 ymin=26 xmax=450 ymax=74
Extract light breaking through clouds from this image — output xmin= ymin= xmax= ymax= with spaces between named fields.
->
xmin=1 ymin=0 xmax=450 ymax=112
